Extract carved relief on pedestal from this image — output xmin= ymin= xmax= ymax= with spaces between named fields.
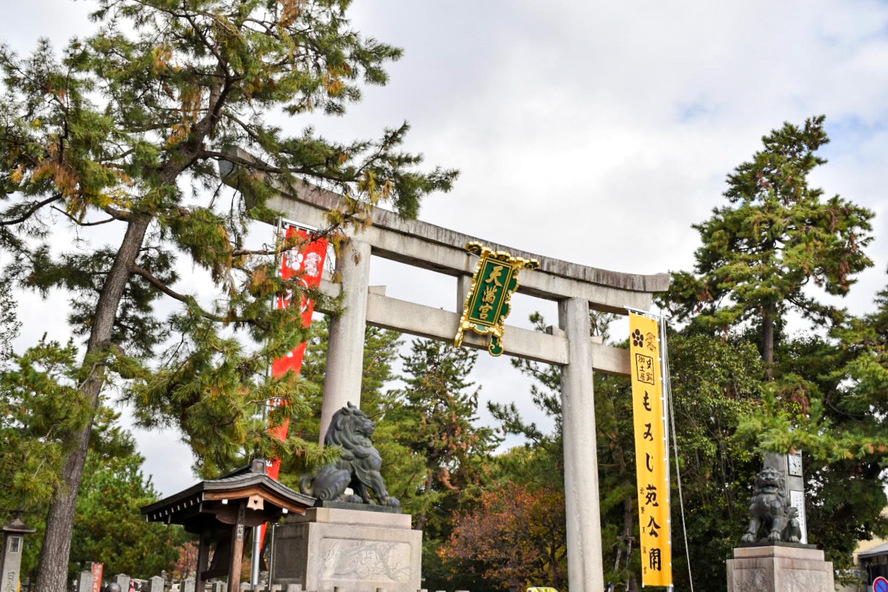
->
xmin=780 ymin=569 xmax=828 ymax=592
xmin=319 ymin=539 xmax=412 ymax=583
xmin=733 ymin=567 xmax=769 ymax=592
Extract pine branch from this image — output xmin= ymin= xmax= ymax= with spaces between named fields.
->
xmin=131 ymin=265 xmax=239 ymax=324
xmin=0 ymin=194 xmax=63 ymax=226
xmin=49 ymin=206 xmax=117 ymax=227
xmin=130 ymin=265 xmax=192 ymax=305
xmin=203 ymin=149 xmax=282 ymax=175
xmin=101 ymin=205 xmax=131 ymax=221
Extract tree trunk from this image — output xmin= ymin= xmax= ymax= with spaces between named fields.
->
xmin=35 ymin=215 xmax=151 ymax=592
xmin=627 ymin=575 xmax=640 ymax=592
xmin=761 ymin=305 xmax=776 ymax=379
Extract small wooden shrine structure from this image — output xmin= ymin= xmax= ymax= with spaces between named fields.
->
xmin=142 ymin=459 xmax=314 ymax=592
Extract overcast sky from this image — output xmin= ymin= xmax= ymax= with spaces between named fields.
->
xmin=4 ymin=1 xmax=888 ymax=496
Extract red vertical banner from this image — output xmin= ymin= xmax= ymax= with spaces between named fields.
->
xmin=90 ymin=562 xmax=103 ymax=592
xmin=267 ymin=225 xmax=328 ymax=480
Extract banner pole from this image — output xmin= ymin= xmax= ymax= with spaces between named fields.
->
xmin=251 ymin=221 xmax=285 ymax=589
xmin=625 ymin=305 xmax=664 ymax=319
xmin=251 ymin=219 xmax=287 ymax=589
xmin=660 ymin=315 xmax=673 ymax=592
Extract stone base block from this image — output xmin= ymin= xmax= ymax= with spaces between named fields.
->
xmin=727 ymin=545 xmax=834 ymax=592
xmin=272 ymin=507 xmax=422 ymax=592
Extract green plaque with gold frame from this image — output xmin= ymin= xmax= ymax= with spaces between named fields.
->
xmin=455 ymin=242 xmax=539 ymax=356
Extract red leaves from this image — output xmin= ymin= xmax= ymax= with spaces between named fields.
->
xmin=441 ymin=485 xmax=566 ymax=590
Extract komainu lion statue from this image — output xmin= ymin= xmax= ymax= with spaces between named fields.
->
xmin=741 ymin=466 xmax=801 ymax=544
xmin=300 ymin=403 xmax=400 ymax=507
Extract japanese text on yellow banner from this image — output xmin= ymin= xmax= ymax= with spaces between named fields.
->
xmin=629 ymin=313 xmax=672 ymax=587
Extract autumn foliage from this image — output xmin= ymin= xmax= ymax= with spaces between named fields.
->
xmin=440 ymin=485 xmax=566 ymax=592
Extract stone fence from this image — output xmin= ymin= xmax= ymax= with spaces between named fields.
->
xmin=63 ymin=570 xmax=472 ymax=592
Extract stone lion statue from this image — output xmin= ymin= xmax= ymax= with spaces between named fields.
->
xmin=300 ymin=403 xmax=400 ymax=507
xmin=741 ymin=466 xmax=801 ymax=544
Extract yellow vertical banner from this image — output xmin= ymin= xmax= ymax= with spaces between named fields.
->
xmin=629 ymin=313 xmax=672 ymax=587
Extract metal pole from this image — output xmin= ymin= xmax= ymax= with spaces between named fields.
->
xmin=660 ymin=315 xmax=675 ymax=592
xmin=268 ymin=523 xmax=276 ymax=587
xmin=251 ymin=525 xmax=262 ymax=589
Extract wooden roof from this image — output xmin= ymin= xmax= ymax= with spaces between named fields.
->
xmin=141 ymin=460 xmax=314 ymax=533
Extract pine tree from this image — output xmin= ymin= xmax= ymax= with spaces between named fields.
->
xmin=0 ymin=282 xmax=18 ymax=365
xmin=668 ymin=115 xmax=874 ymax=374
xmin=830 ymin=283 xmax=888 ymax=459
xmin=0 ymin=2 xmax=455 ymax=589
xmin=0 ymin=338 xmax=177 ymax=581
xmin=734 ymin=285 xmax=888 ymax=571
xmin=71 ymin=452 xmax=187 ymax=579
xmin=0 ymin=339 xmax=91 ymax=517
xmin=664 ymin=330 xmax=765 ymax=590
xmin=390 ymin=339 xmax=497 ymax=529
xmin=665 ymin=116 xmax=886 ymax=578
xmin=387 ymin=338 xmax=498 ymax=591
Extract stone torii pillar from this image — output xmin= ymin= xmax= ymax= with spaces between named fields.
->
xmin=319 ymin=237 xmax=372 ymax=441
xmin=560 ymin=297 xmax=605 ymax=591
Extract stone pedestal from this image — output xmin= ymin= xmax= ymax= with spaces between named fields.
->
xmin=727 ymin=544 xmax=834 ymax=592
xmin=272 ymin=507 xmax=422 ymax=592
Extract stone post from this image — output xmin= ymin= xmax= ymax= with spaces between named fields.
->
xmin=116 ymin=574 xmax=131 ymax=590
xmin=78 ymin=570 xmax=94 ymax=592
xmin=320 ymin=237 xmax=371 ymax=440
xmin=182 ymin=576 xmax=195 ymax=592
xmin=149 ymin=575 xmax=165 ymax=592
xmin=558 ymin=297 xmax=605 ymax=592
xmin=213 ymin=582 xmax=225 ymax=592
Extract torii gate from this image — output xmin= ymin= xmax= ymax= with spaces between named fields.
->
xmin=224 ymin=152 xmax=671 ymax=592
